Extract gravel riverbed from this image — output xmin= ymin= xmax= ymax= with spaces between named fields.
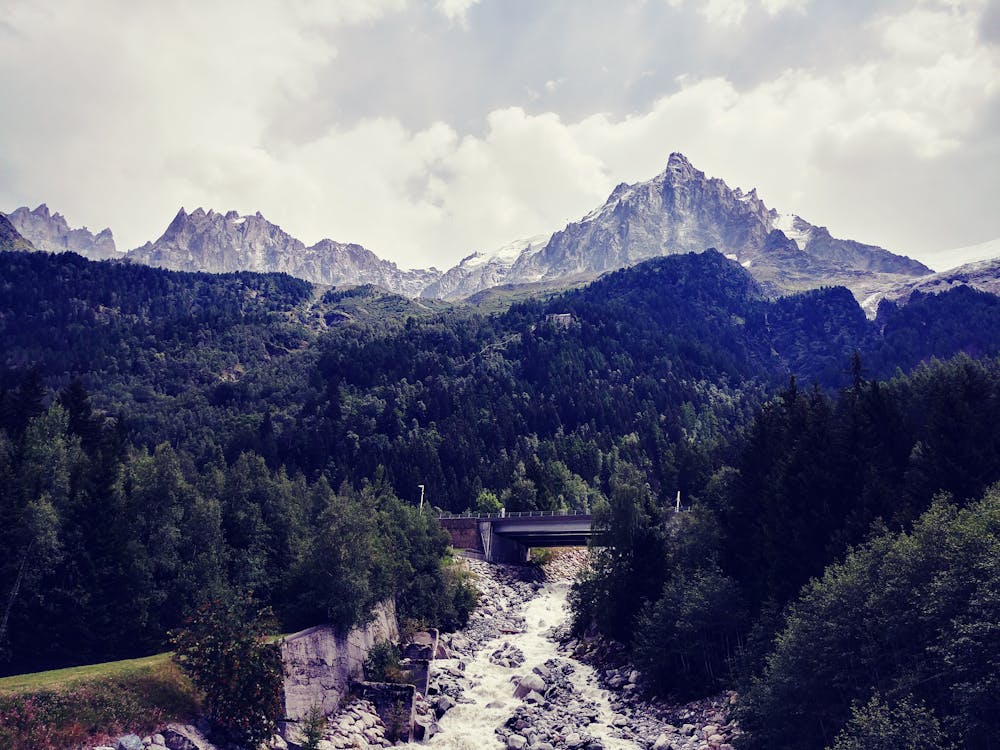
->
xmin=426 ymin=551 xmax=740 ymax=750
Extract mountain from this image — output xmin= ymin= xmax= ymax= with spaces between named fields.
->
xmin=421 ymin=234 xmax=549 ymax=300
xmin=861 ymin=256 xmax=1000 ymax=316
xmin=127 ymin=208 xmax=441 ymax=297
xmin=7 ymin=153 xmax=940 ymax=303
xmin=4 ymin=204 xmax=118 ymax=260
xmin=0 ymin=214 xmax=35 ymax=252
xmin=921 ymin=236 xmax=1000 ymax=271
xmin=505 ymin=153 xmax=931 ymax=301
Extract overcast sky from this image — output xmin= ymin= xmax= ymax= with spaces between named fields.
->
xmin=1 ymin=0 xmax=998 ymax=270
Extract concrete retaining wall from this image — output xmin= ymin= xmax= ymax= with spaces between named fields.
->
xmin=280 ymin=600 xmax=399 ymax=724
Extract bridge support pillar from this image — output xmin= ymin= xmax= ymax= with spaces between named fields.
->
xmin=484 ymin=523 xmax=529 ymax=564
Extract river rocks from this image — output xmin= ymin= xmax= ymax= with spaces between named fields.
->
xmin=491 ymin=641 xmax=526 ymax=668
xmin=159 ymin=724 xmax=217 ymax=750
xmin=553 ymin=623 xmax=743 ymax=750
xmin=312 ymin=698 xmax=400 ymax=748
xmin=497 ymin=657 xmax=615 ymax=750
xmin=117 ymin=735 xmax=144 ymax=750
xmin=513 ymin=672 xmax=547 ymax=698
xmin=433 ymin=694 xmax=456 ymax=717
xmin=428 ymin=552 xmax=741 ymax=750
xmin=539 ymin=548 xmax=592 ymax=581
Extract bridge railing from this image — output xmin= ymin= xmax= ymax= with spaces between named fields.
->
xmin=436 ymin=509 xmax=591 ymax=520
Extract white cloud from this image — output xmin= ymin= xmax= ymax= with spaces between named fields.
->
xmin=436 ymin=0 xmax=482 ymax=24
xmin=759 ymin=0 xmax=808 ymax=15
xmin=700 ymin=0 xmax=749 ymax=26
xmin=1 ymin=0 xmax=998 ymax=269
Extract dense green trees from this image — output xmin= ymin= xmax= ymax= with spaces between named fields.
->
xmin=570 ymin=356 xmax=1000 ymax=748
xmin=0 ymin=385 xmax=473 ymax=674
xmin=6 ymin=246 xmax=1000 ymax=736
xmin=739 ymin=491 xmax=1000 ymax=750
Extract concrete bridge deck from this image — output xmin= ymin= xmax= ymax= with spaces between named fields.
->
xmin=437 ymin=510 xmax=593 ymax=563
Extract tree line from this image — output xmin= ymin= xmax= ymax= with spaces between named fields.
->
xmin=571 ymin=355 xmax=1000 ymax=749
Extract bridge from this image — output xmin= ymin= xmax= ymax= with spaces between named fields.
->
xmin=437 ymin=510 xmax=594 ymax=563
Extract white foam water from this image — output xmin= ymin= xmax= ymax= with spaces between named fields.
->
xmin=428 ymin=581 xmax=641 ymax=750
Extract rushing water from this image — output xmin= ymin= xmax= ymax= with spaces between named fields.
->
xmin=427 ymin=580 xmax=642 ymax=750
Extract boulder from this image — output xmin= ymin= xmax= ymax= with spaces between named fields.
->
xmin=433 ymin=694 xmax=455 ymax=717
xmin=162 ymin=723 xmax=217 ymax=750
xmin=507 ymin=734 xmax=528 ymax=749
xmin=652 ymin=734 xmax=673 ymax=750
xmin=117 ymin=735 xmax=144 ymax=750
xmin=513 ymin=673 xmax=547 ymax=699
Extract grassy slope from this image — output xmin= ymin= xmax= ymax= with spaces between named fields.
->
xmin=0 ymin=653 xmax=200 ymax=750
xmin=0 ymin=652 xmax=174 ymax=693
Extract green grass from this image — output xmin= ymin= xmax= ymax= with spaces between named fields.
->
xmin=0 ymin=651 xmax=173 ymax=694
xmin=0 ymin=653 xmax=201 ymax=750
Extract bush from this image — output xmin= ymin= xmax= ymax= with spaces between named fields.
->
xmin=632 ymin=566 xmax=745 ymax=697
xmin=827 ymin=694 xmax=956 ymax=750
xmin=529 ymin=547 xmax=554 ymax=566
xmin=363 ymin=641 xmax=403 ymax=683
xmin=171 ymin=598 xmax=284 ymax=748
xmin=299 ymin=703 xmax=327 ymax=750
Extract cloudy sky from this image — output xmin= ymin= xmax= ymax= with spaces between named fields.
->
xmin=1 ymin=0 xmax=998 ymax=270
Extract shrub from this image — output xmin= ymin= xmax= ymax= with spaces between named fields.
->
xmin=171 ymin=598 xmax=284 ymax=748
xmin=529 ymin=547 xmax=554 ymax=567
xmin=383 ymin=699 xmax=410 ymax=741
xmin=827 ymin=694 xmax=956 ymax=750
xmin=299 ymin=703 xmax=327 ymax=750
xmin=739 ymin=491 xmax=1000 ymax=750
xmin=363 ymin=641 xmax=403 ymax=683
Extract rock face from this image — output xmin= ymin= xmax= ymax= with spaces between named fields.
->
xmin=0 ymin=214 xmax=35 ymax=252
xmin=10 ymin=153 xmax=939 ymax=305
xmin=128 ymin=208 xmax=441 ymax=296
xmin=5 ymin=204 xmax=118 ymax=259
xmin=862 ymin=256 xmax=1000 ymax=316
xmin=505 ymin=153 xmax=931 ymax=301
xmin=280 ymin=599 xmax=399 ymax=722
xmin=422 ymin=234 xmax=550 ymax=300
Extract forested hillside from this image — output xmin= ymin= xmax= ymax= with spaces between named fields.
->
xmin=3 ymin=246 xmax=1000 ymax=747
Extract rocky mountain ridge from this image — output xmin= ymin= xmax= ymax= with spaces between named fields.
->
xmin=422 ymin=234 xmax=549 ymax=300
xmin=504 ymin=153 xmax=932 ymax=300
xmin=8 ymin=153 xmax=995 ymax=305
xmin=863 ymin=256 xmax=1000 ymax=316
xmin=4 ymin=204 xmax=118 ymax=260
xmin=127 ymin=207 xmax=441 ymax=297
xmin=0 ymin=214 xmax=35 ymax=252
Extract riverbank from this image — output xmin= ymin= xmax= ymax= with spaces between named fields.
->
xmin=48 ymin=549 xmax=738 ymax=750
xmin=425 ymin=549 xmax=740 ymax=750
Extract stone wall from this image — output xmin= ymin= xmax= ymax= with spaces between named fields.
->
xmin=352 ymin=683 xmax=416 ymax=742
xmin=438 ymin=517 xmax=486 ymax=553
xmin=280 ymin=600 xmax=399 ymax=724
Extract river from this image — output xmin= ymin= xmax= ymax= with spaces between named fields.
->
xmin=427 ymin=573 xmax=643 ymax=750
